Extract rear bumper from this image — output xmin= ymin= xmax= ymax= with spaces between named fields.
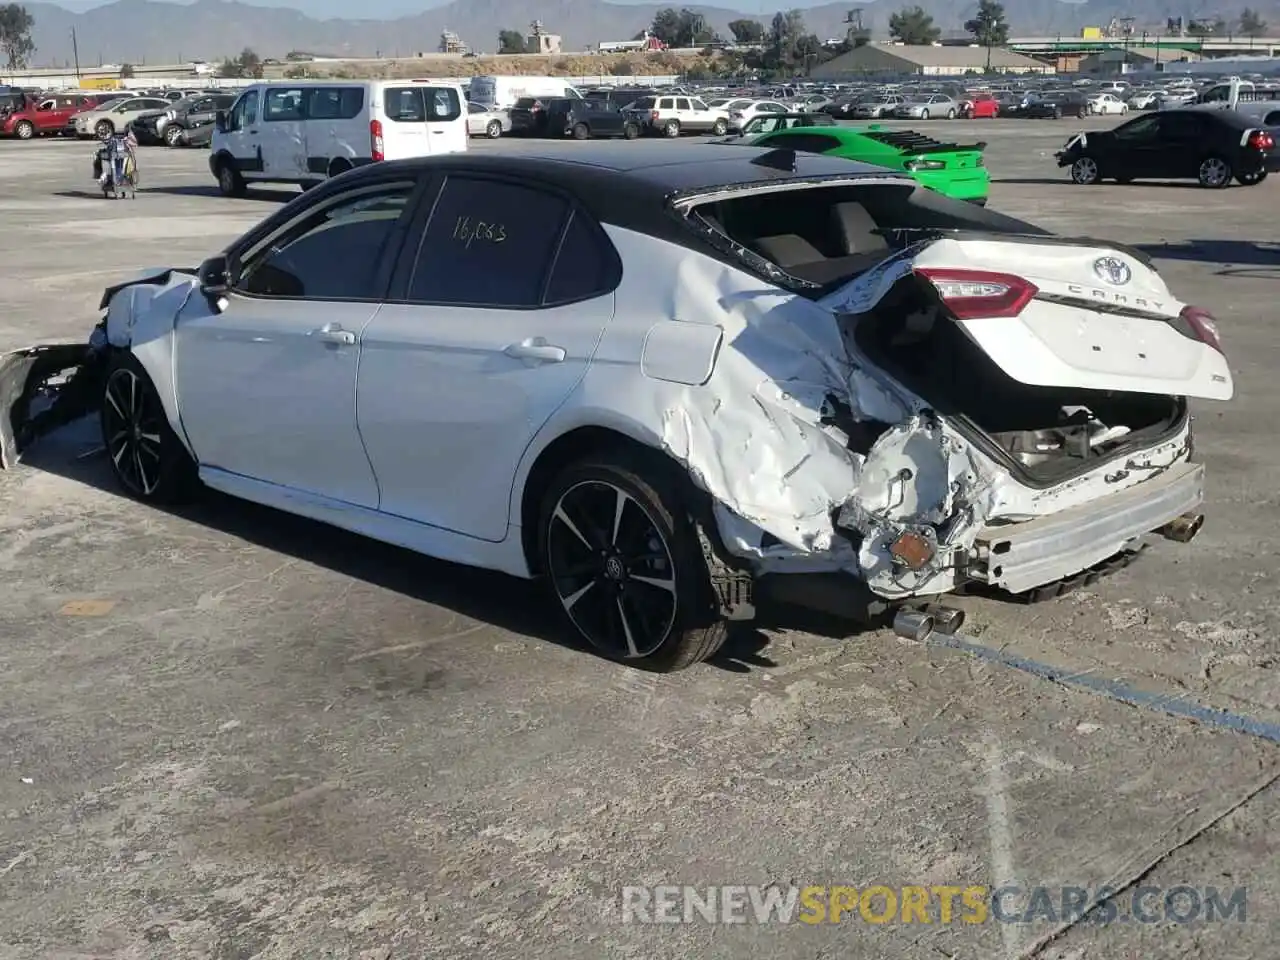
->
xmin=966 ymin=461 xmax=1204 ymax=594
xmin=911 ymin=169 xmax=990 ymax=202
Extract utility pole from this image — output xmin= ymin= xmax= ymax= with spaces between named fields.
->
xmin=70 ymin=27 xmax=81 ymax=79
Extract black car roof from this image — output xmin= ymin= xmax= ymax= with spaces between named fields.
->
xmin=376 ymin=140 xmax=905 ymax=201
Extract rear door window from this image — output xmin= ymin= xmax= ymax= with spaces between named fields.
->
xmin=385 ymin=88 xmax=426 ymax=122
xmin=427 ymin=87 xmax=462 ymax=121
xmin=309 ymin=87 xmax=365 ymax=120
xmin=407 ymin=177 xmax=571 ymax=308
xmin=264 ymin=88 xmax=305 ymax=121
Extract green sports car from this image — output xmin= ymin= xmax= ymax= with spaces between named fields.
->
xmin=746 ymin=124 xmax=990 ymax=204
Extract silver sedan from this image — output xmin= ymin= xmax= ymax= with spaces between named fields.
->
xmin=466 ymin=102 xmax=509 ymax=138
xmin=893 ymin=94 xmax=961 ymax=120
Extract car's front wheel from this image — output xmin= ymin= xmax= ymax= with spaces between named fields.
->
xmin=100 ymin=354 xmax=196 ymax=503
xmin=538 ymin=456 xmax=728 ymax=671
xmin=165 ymin=123 xmax=184 ymax=147
xmin=1198 ymin=156 xmax=1232 ymax=188
xmin=14 ymin=120 xmax=34 ymax=140
xmin=1070 ymin=155 xmax=1101 ymax=184
xmin=215 ymin=158 xmax=246 ymax=197
xmin=711 ymin=118 xmax=728 ymax=135
xmin=95 ymin=119 xmax=114 ymax=140
xmin=920 ymin=109 xmax=930 ymax=120
xmin=486 ymin=119 xmax=502 ymax=139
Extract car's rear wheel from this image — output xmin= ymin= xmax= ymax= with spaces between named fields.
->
xmin=920 ymin=109 xmax=930 ymax=120
xmin=215 ymin=158 xmax=246 ymax=197
xmin=623 ymin=122 xmax=639 ymax=140
xmin=14 ymin=120 xmax=34 ymax=140
xmin=164 ymin=124 xmax=184 ymax=147
xmin=1071 ymin=156 xmax=1101 ymax=184
xmin=571 ymin=122 xmax=589 ymax=140
xmin=539 ymin=457 xmax=727 ymax=671
xmin=1199 ymin=156 xmax=1232 ymax=188
xmin=663 ymin=119 xmax=680 ymax=137
xmin=1078 ymin=106 xmax=1089 ymax=119
xmin=95 ymin=119 xmax=114 ymax=140
xmin=712 ymin=118 xmax=728 ymax=135
xmin=100 ymin=353 xmax=196 ymax=503
xmin=946 ymin=108 xmax=956 ymax=119
xmin=485 ymin=119 xmax=502 ymax=138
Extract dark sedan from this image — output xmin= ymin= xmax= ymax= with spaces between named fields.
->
xmin=545 ymin=98 xmax=640 ymax=139
xmin=1057 ymin=108 xmax=1278 ymax=187
xmin=1023 ymin=92 xmax=1091 ymax=120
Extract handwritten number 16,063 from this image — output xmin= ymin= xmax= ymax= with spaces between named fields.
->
xmin=453 ymin=217 xmax=507 ymax=248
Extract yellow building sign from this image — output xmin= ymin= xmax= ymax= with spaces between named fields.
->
xmin=1081 ymin=26 xmax=1103 ymax=39
xmin=79 ymin=77 xmax=121 ymax=90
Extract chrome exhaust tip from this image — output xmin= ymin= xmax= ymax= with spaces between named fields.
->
xmin=1161 ymin=513 xmax=1205 ymax=543
xmin=926 ymin=605 xmax=966 ymax=634
xmin=893 ymin=609 xmax=936 ymax=643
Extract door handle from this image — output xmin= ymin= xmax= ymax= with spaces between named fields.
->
xmin=503 ymin=338 xmax=565 ymax=364
xmin=311 ymin=324 xmax=356 ymax=346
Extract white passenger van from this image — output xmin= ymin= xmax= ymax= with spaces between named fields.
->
xmin=468 ymin=75 xmax=582 ymax=110
xmin=209 ymin=79 xmax=467 ymax=196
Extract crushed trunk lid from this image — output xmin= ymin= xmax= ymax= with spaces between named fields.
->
xmin=821 ymin=234 xmax=1234 ymax=402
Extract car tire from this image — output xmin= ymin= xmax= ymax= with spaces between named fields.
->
xmin=215 ymin=158 xmax=246 ymax=197
xmin=663 ymin=119 xmax=680 ymax=137
xmin=100 ymin=353 xmax=197 ymax=504
xmin=328 ymin=158 xmax=352 ymax=179
xmin=1078 ymin=107 xmax=1089 ymax=119
xmin=1237 ymin=170 xmax=1267 ymax=185
xmin=920 ymin=109 xmax=930 ymax=120
xmin=947 ymin=108 xmax=957 ymax=119
xmin=14 ymin=120 xmax=34 ymax=140
xmin=95 ymin=119 xmax=114 ymax=140
xmin=1053 ymin=107 xmax=1063 ymax=120
xmin=165 ymin=124 xmax=184 ymax=147
xmin=538 ymin=455 xmax=728 ymax=672
xmin=1198 ymin=156 xmax=1233 ymax=188
xmin=712 ymin=118 xmax=728 ymax=135
xmin=571 ymin=122 xmax=589 ymax=140
xmin=486 ymin=119 xmax=502 ymax=139
xmin=623 ymin=121 xmax=639 ymax=140
xmin=1070 ymin=155 xmax=1101 ymax=184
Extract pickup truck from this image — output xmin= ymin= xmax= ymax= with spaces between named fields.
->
xmin=1 ymin=93 xmax=97 ymax=140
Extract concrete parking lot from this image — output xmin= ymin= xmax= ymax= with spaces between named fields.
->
xmin=1 ymin=117 xmax=1277 ymax=960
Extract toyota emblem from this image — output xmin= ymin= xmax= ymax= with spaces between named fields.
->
xmin=1093 ymin=256 xmax=1132 ymax=286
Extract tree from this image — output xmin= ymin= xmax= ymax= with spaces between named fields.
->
xmin=649 ymin=7 xmax=712 ymax=48
xmin=768 ymin=9 xmax=807 ymax=69
xmin=119 ymin=63 xmax=134 ymax=78
xmin=964 ymin=0 xmax=1008 ymax=72
xmin=0 ymin=3 xmax=35 ymax=70
xmin=1187 ymin=17 xmax=1227 ymax=38
xmin=497 ymin=29 xmax=525 ymax=54
xmin=888 ymin=6 xmax=941 ymax=45
xmin=1240 ymin=8 xmax=1268 ymax=37
xmin=216 ymin=47 xmax=263 ymax=79
xmin=727 ymin=18 xmax=765 ymax=44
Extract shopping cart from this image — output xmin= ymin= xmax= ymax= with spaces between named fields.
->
xmin=92 ymin=130 xmax=138 ymax=199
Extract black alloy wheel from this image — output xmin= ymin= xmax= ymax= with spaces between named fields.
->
xmin=100 ymin=355 xmax=195 ymax=502
xmin=540 ymin=458 xmax=727 ymax=670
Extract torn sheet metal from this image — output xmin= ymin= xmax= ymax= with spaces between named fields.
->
xmin=0 ymin=337 xmax=106 ymax=469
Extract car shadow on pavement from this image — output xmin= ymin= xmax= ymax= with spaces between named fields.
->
xmin=136 ymin=184 xmax=300 ymax=203
xmin=991 ymin=177 xmax=1204 ymax=187
xmin=17 ymin=427 xmax=877 ymax=674
xmin=1133 ymin=238 xmax=1280 ymax=266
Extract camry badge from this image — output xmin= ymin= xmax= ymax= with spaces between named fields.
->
xmin=1093 ymin=256 xmax=1131 ymax=286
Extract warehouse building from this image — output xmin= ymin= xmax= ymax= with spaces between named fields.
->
xmin=1077 ymin=47 xmax=1200 ymax=74
xmin=811 ymin=42 xmax=1054 ymax=77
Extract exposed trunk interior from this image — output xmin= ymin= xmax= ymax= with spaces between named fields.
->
xmin=848 ymin=276 xmax=1187 ymax=485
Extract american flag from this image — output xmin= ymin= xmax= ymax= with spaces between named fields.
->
xmin=125 ymin=127 xmax=138 ymax=150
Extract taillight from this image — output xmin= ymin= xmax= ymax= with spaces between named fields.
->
xmin=1181 ymin=305 xmax=1225 ymax=354
xmin=915 ymin=268 xmax=1038 ymax=320
xmin=651 ymin=110 xmax=660 ymax=120
xmin=905 ymin=157 xmax=945 ymax=171
xmin=370 ymin=119 xmax=384 ymax=162
xmin=1246 ymin=129 xmax=1274 ymax=150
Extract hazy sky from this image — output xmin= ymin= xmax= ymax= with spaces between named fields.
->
xmin=54 ymin=0 xmax=829 ymax=12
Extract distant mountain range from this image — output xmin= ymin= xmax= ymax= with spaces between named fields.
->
xmin=19 ymin=0 xmax=1280 ymax=67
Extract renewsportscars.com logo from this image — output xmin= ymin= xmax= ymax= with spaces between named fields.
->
xmin=620 ymin=884 xmax=1248 ymax=926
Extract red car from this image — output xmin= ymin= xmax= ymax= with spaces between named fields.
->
xmin=1 ymin=92 xmax=97 ymax=139
xmin=961 ymin=94 xmax=1000 ymax=119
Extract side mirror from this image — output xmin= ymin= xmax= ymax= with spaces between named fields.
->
xmin=215 ymin=109 xmax=227 ymax=132
xmin=198 ymin=255 xmax=230 ymax=309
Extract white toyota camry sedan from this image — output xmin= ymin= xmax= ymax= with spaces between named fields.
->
xmin=0 ymin=142 xmax=1233 ymax=670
